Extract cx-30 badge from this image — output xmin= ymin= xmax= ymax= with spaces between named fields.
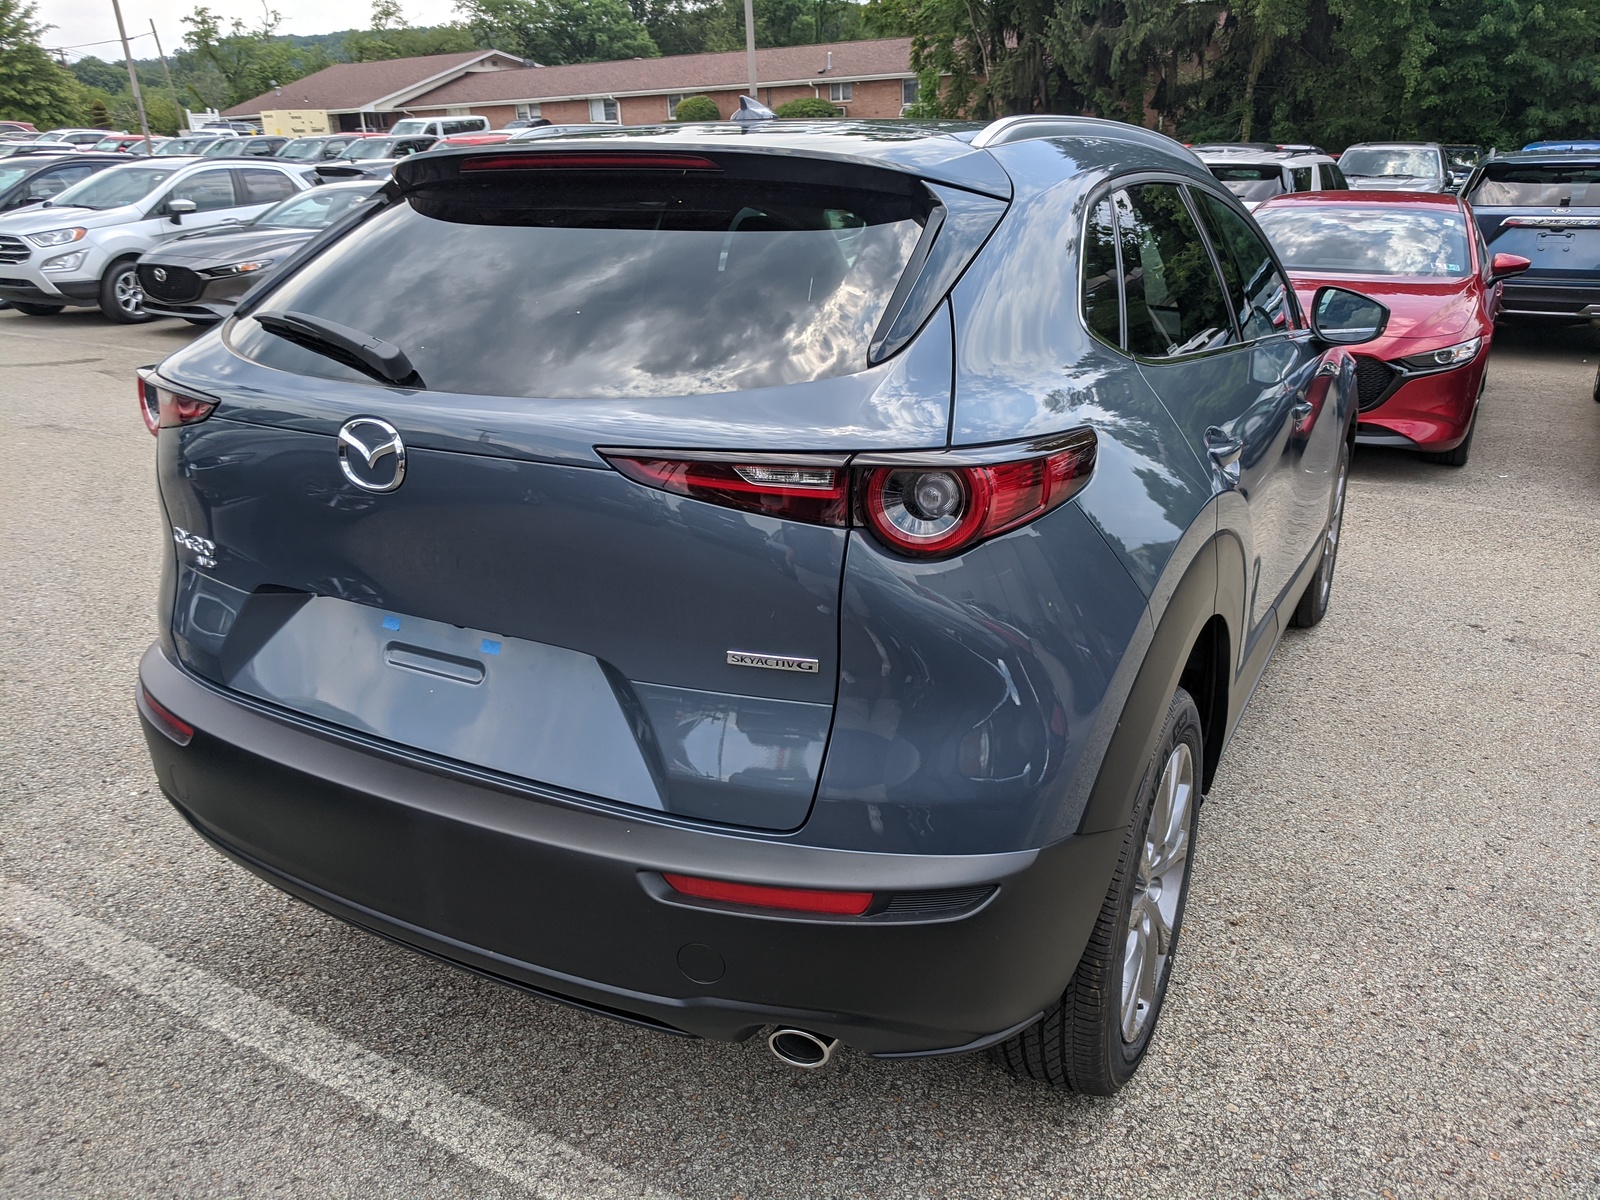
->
xmin=337 ymin=417 xmax=406 ymax=493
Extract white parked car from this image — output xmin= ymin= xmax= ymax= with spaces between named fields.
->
xmin=0 ymin=157 xmax=310 ymax=322
xmin=35 ymin=128 xmax=123 ymax=151
xmin=387 ymin=115 xmax=489 ymax=138
xmin=1193 ymin=145 xmax=1349 ymax=209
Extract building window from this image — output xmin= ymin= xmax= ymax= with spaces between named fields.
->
xmin=588 ymin=98 xmax=619 ymax=123
xmin=901 ymin=78 xmax=918 ymax=107
xmin=828 ymin=82 xmax=853 ymax=102
xmin=446 ymin=107 xmax=471 ymax=116
xmin=514 ymin=103 xmax=541 ymax=120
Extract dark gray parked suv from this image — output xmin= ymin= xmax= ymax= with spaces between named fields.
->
xmin=136 ymin=118 xmax=1386 ymax=1092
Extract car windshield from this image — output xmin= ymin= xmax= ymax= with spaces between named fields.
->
xmin=278 ymin=139 xmax=324 ymax=160
xmin=1468 ymin=163 xmax=1600 ymax=207
xmin=234 ymin=177 xmax=927 ymax=398
xmin=389 ymin=119 xmax=429 ymax=136
xmin=1339 ymin=148 xmax=1441 ymax=180
xmin=200 ymin=139 xmax=237 ymax=156
xmin=93 ymin=138 xmax=126 ymax=151
xmin=343 ymin=139 xmax=396 ymax=160
xmin=1209 ymin=165 xmax=1286 ymax=201
xmin=1255 ymin=205 xmax=1470 ymax=277
xmin=49 ymin=164 xmax=179 ymax=209
xmin=254 ymin=184 xmax=381 ymax=228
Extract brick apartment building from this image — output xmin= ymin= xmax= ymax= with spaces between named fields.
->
xmin=226 ymin=38 xmax=922 ymax=131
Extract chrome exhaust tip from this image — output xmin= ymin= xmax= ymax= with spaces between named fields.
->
xmin=767 ymin=1028 xmax=839 ymax=1069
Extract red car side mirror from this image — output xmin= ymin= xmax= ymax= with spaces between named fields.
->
xmin=1490 ymin=252 xmax=1531 ymax=281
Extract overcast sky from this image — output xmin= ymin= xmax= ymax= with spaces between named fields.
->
xmin=37 ymin=0 xmax=459 ymax=62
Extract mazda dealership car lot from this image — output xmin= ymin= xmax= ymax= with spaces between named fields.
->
xmin=0 ymin=157 xmax=309 ymax=322
xmin=132 ymin=117 xmax=1389 ymax=1093
xmin=1255 ymin=189 xmax=1531 ymax=465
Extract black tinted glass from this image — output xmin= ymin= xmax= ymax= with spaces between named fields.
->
xmin=1081 ymin=197 xmax=1122 ymax=346
xmin=1255 ymin=206 xmax=1470 ymax=277
xmin=1192 ymin=191 xmax=1294 ymax=340
xmin=234 ymin=178 xmax=926 ymax=398
xmin=1321 ymin=163 xmax=1349 ymax=189
xmin=242 ymin=169 xmax=297 ymax=203
xmin=1115 ymin=185 xmax=1235 ymax=358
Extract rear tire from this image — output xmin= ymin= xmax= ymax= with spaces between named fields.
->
xmin=12 ymin=302 xmax=65 ymax=316
xmin=1290 ymin=432 xmax=1351 ymax=629
xmin=1423 ymin=409 xmax=1475 ymax=467
xmin=99 ymin=259 xmax=154 ymax=324
xmin=989 ymin=688 xmax=1203 ymax=1094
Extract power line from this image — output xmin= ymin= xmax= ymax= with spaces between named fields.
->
xmin=45 ymin=29 xmax=156 ymax=57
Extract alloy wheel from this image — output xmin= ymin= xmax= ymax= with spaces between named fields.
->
xmin=1318 ymin=446 xmax=1350 ymax=609
xmin=114 ymin=269 xmax=144 ymax=317
xmin=1121 ymin=741 xmax=1194 ymax=1043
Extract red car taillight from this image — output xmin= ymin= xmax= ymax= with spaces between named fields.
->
xmin=600 ymin=429 xmax=1096 ymax=560
xmin=138 ymin=368 xmax=216 ymax=435
xmin=662 ymin=873 xmax=874 ymax=915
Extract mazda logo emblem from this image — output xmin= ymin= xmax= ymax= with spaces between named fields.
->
xmin=152 ymin=267 xmax=167 ymax=282
xmin=337 ymin=417 xmax=406 ymax=493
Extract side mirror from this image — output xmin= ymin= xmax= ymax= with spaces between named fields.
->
xmin=1490 ymin=252 xmax=1531 ymax=282
xmin=167 ymin=197 xmax=197 ymax=223
xmin=1309 ymin=285 xmax=1389 ymax=346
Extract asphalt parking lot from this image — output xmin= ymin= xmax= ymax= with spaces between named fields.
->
xmin=2 ymin=308 xmax=1597 ymax=1199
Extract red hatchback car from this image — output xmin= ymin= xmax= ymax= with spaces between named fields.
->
xmin=1254 ymin=191 xmax=1530 ymax=465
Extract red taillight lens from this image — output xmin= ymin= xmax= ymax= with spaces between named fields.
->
xmin=461 ymin=152 xmax=721 ymax=173
xmin=138 ymin=370 xmax=216 ymax=435
xmin=858 ymin=431 xmax=1097 ymax=558
xmin=603 ymin=454 xmax=850 ymax=527
xmin=140 ymin=687 xmax=194 ymax=745
xmin=600 ymin=429 xmax=1096 ymax=559
xmin=662 ymin=873 xmax=873 ymax=915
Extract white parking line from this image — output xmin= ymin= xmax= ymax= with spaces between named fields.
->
xmin=2 ymin=879 xmax=672 ymax=1200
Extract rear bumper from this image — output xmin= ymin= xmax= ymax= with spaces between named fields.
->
xmin=138 ymin=645 xmax=1120 ymax=1056
xmin=1498 ymin=280 xmax=1600 ymax=320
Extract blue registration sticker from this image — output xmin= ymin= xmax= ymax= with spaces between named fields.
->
xmin=382 ymin=614 xmax=401 ymax=631
xmin=480 ymin=638 xmax=502 ymax=656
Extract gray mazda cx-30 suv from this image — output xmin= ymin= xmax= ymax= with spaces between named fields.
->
xmin=136 ymin=117 xmax=1386 ymax=1092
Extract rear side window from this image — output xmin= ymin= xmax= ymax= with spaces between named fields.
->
xmin=1290 ymin=167 xmax=1313 ymax=192
xmin=1080 ymin=197 xmax=1123 ymax=346
xmin=1191 ymin=190 xmax=1295 ymax=340
xmin=1114 ymin=184 xmax=1235 ymax=358
xmin=1468 ymin=163 xmax=1600 ymax=207
xmin=234 ymin=175 xmax=929 ymax=398
xmin=240 ymin=168 xmax=297 ymax=203
xmin=1320 ymin=163 xmax=1349 ymax=189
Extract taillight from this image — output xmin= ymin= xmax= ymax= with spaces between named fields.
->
xmin=602 ymin=453 xmax=850 ymax=526
xmin=662 ymin=873 xmax=873 ymax=915
xmin=600 ymin=429 xmax=1096 ymax=560
xmin=138 ymin=368 xmax=216 ymax=435
xmin=857 ymin=433 xmax=1096 ymax=557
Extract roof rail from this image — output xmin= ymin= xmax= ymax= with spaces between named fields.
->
xmin=969 ymin=114 xmax=1198 ymax=160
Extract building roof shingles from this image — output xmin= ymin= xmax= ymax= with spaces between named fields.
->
xmin=225 ymin=50 xmax=516 ymax=117
xmin=409 ymin=38 xmax=913 ymax=107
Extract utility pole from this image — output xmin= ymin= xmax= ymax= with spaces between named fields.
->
xmin=743 ymin=0 xmax=758 ymax=99
xmin=109 ymin=0 xmax=153 ymax=151
xmin=150 ymin=20 xmax=182 ymax=134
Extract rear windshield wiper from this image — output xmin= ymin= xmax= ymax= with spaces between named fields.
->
xmin=254 ymin=310 xmax=424 ymax=388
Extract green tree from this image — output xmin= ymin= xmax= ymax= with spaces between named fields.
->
xmin=775 ymin=96 xmax=839 ymax=116
xmin=672 ymin=93 xmax=721 ymax=118
xmin=456 ymin=0 xmax=658 ymax=63
xmin=88 ymin=96 xmax=112 ymax=127
xmin=0 ymin=0 xmax=84 ymax=127
xmin=181 ymin=5 xmax=333 ymax=107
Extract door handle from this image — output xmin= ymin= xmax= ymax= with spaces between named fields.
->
xmin=1291 ymin=399 xmax=1315 ymax=422
xmin=1204 ymin=427 xmax=1242 ymax=468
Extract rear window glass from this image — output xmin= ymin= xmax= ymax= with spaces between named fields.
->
xmin=233 ymin=177 xmax=927 ymax=398
xmin=1255 ymin=205 xmax=1470 ymax=277
xmin=1468 ymin=164 xmax=1600 ymax=207
xmin=1209 ymin=165 xmax=1286 ymax=202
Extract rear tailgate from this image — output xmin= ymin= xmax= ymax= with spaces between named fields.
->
xmin=153 ymin=142 xmax=1006 ymax=832
xmin=1468 ymin=159 xmax=1600 ymax=308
